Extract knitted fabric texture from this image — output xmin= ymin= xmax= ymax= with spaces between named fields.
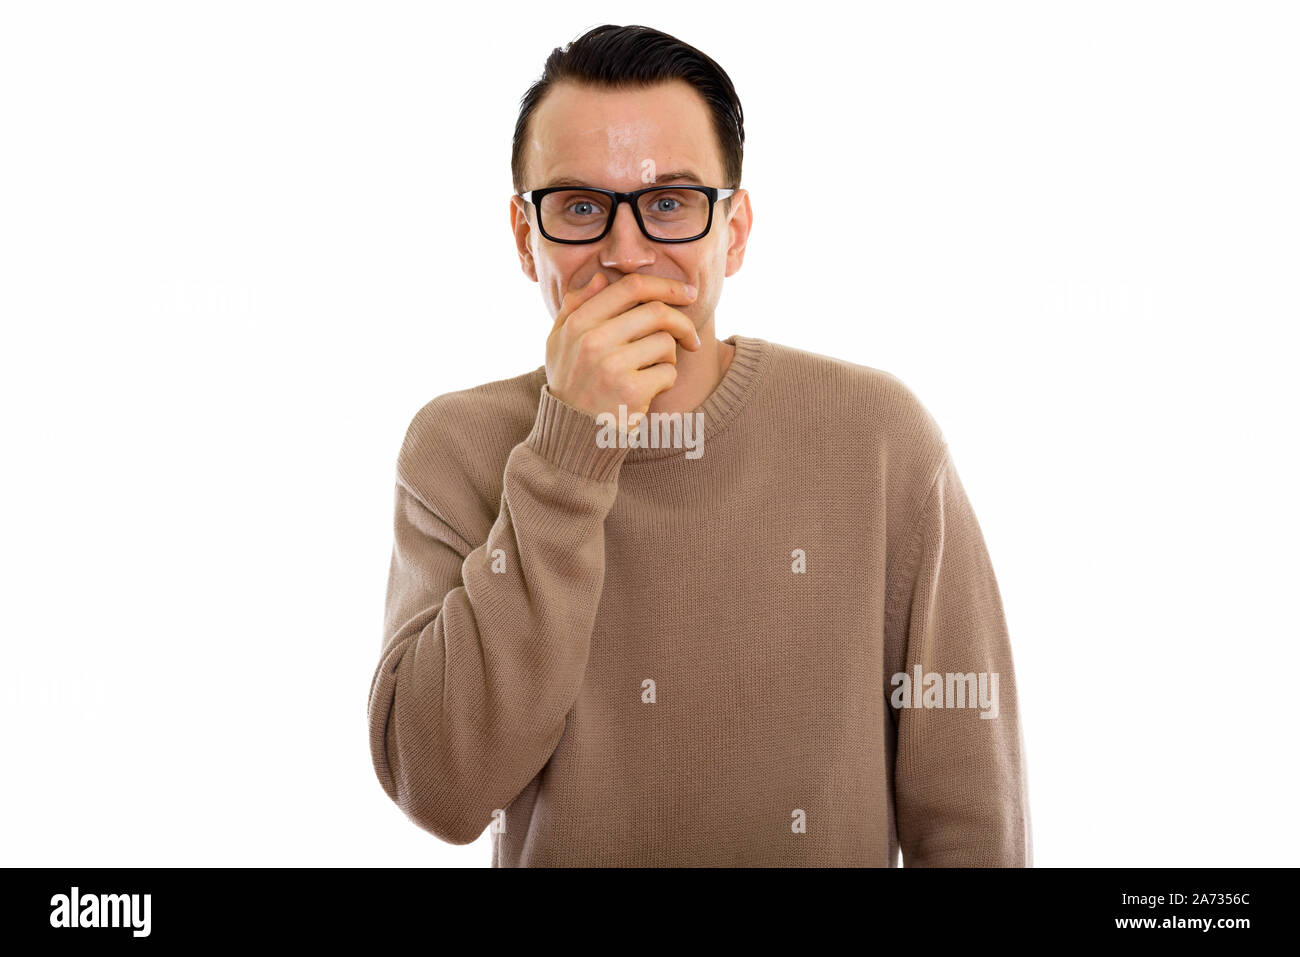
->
xmin=367 ymin=335 xmax=1032 ymax=866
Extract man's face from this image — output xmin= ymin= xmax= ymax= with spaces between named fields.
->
xmin=511 ymin=79 xmax=751 ymax=329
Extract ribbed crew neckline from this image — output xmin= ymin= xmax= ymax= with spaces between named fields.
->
xmin=621 ymin=333 xmax=771 ymax=462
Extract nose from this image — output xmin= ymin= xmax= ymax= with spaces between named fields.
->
xmin=600 ymin=199 xmax=655 ymax=271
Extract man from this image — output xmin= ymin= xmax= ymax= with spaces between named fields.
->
xmin=367 ymin=23 xmax=1032 ymax=867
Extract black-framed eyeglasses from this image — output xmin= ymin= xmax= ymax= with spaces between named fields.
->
xmin=518 ymin=184 xmax=736 ymax=244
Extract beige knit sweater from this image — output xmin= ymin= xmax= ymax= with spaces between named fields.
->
xmin=367 ymin=334 xmax=1032 ymax=866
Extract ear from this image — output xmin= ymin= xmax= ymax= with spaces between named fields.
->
xmin=511 ymin=195 xmax=538 ymax=282
xmin=723 ymin=188 xmax=752 ymax=278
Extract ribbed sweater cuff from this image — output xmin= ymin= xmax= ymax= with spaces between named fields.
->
xmin=525 ymin=384 xmax=630 ymax=482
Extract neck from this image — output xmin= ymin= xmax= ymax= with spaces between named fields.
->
xmin=647 ymin=316 xmax=735 ymax=415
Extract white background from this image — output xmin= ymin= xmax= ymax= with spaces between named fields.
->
xmin=2 ymin=0 xmax=1296 ymax=867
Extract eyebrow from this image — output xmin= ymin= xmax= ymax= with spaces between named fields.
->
xmin=542 ymin=169 xmax=706 ymax=189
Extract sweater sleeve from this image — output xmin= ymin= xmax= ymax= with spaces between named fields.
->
xmin=884 ymin=451 xmax=1033 ymax=866
xmin=367 ymin=384 xmax=630 ymax=845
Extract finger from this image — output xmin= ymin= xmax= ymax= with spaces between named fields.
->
xmin=594 ymin=300 xmax=700 ymax=352
xmin=614 ymin=329 xmax=679 ymax=372
xmin=627 ymin=363 xmax=679 ymax=419
xmin=553 ymin=272 xmax=609 ymax=332
xmin=566 ymin=273 xmax=697 ymax=338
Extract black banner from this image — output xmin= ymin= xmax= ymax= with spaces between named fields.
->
xmin=2 ymin=866 xmax=1280 ymax=943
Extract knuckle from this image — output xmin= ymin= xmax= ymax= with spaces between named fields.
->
xmin=597 ymin=350 xmax=621 ymax=377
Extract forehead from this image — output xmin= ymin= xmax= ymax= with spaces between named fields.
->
xmin=525 ymin=79 xmax=723 ymax=190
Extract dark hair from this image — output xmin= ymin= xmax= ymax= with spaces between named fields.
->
xmin=511 ymin=24 xmax=744 ymax=202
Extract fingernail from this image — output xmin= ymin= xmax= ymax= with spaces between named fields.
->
xmin=683 ymin=283 xmax=697 ymax=298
